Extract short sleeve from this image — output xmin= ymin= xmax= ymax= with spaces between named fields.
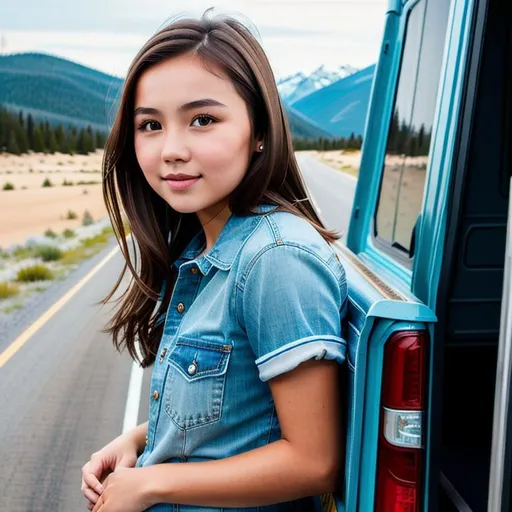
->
xmin=239 ymin=244 xmax=348 ymax=382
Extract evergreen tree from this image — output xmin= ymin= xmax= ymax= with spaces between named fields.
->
xmin=18 ymin=110 xmax=24 ymax=129
xmin=86 ymin=125 xmax=96 ymax=150
xmin=44 ymin=120 xmax=51 ymax=148
xmin=95 ymin=129 xmax=107 ymax=149
xmin=7 ymin=130 xmax=20 ymax=154
xmin=33 ymin=126 xmax=45 ymax=153
xmin=0 ymin=107 xmax=8 ymax=150
xmin=27 ymin=114 xmax=35 ymax=149
xmin=397 ymin=119 xmax=409 ymax=155
xmin=48 ymin=129 xmax=58 ymax=154
xmin=55 ymin=124 xmax=66 ymax=153
xmin=76 ymin=127 xmax=92 ymax=155
xmin=14 ymin=123 xmax=29 ymax=153
xmin=68 ymin=130 xmax=77 ymax=154
xmin=347 ymin=132 xmax=357 ymax=149
xmin=387 ymin=108 xmax=400 ymax=153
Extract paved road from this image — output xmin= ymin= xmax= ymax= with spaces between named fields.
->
xmin=0 ymin=155 xmax=357 ymax=511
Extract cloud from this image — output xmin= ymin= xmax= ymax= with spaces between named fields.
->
xmin=0 ymin=0 xmax=387 ymax=78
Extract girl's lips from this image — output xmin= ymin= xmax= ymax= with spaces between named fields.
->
xmin=164 ymin=177 xmax=201 ymax=190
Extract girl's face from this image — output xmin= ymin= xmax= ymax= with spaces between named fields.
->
xmin=133 ymin=53 xmax=260 ymax=217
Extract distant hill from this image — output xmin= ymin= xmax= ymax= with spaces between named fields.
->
xmin=292 ymin=64 xmax=376 ymax=138
xmin=0 ymin=52 xmax=332 ymax=140
xmin=0 ymin=53 xmax=122 ymax=132
xmin=284 ymin=105 xmax=335 ymax=139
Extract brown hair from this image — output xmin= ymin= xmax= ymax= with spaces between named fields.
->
xmin=100 ymin=10 xmax=341 ymax=368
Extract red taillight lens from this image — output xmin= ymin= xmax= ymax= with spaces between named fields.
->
xmin=381 ymin=331 xmax=427 ymax=410
xmin=375 ymin=330 xmax=428 ymax=512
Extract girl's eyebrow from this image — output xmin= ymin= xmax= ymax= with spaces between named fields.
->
xmin=134 ymin=99 xmax=227 ymax=118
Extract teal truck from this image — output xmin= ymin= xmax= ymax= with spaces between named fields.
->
xmin=323 ymin=0 xmax=512 ymax=510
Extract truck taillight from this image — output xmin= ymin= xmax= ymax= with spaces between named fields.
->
xmin=375 ymin=331 xmax=428 ymax=512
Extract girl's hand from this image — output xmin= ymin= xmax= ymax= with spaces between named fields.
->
xmin=81 ymin=434 xmax=140 ymax=510
xmin=91 ymin=467 xmax=154 ymax=512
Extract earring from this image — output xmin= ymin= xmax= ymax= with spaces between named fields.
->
xmin=259 ymin=144 xmax=264 ymax=151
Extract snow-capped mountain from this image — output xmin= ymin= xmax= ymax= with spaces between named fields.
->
xmin=277 ymin=64 xmax=358 ymax=106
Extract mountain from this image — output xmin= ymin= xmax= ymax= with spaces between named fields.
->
xmin=277 ymin=64 xmax=358 ymax=106
xmin=284 ymin=105 xmax=336 ymax=140
xmin=0 ymin=53 xmax=122 ymax=132
xmin=0 ymin=52 xmax=332 ymax=140
xmin=292 ymin=64 xmax=376 ymax=138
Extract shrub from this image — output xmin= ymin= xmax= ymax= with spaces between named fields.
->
xmin=44 ymin=228 xmax=58 ymax=238
xmin=76 ymin=180 xmax=100 ymax=185
xmin=36 ymin=245 xmax=62 ymax=262
xmin=12 ymin=246 xmax=35 ymax=259
xmin=3 ymin=182 xmax=15 ymax=191
xmin=82 ymin=210 xmax=94 ymax=226
xmin=62 ymin=228 xmax=76 ymax=238
xmin=17 ymin=264 xmax=53 ymax=282
xmin=0 ymin=282 xmax=20 ymax=299
xmin=42 ymin=178 xmax=53 ymax=187
xmin=62 ymin=178 xmax=74 ymax=186
xmin=66 ymin=210 xmax=78 ymax=220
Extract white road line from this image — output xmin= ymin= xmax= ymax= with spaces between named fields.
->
xmin=0 ymin=232 xmax=146 ymax=436
xmin=122 ymin=340 xmax=144 ymax=434
xmin=0 ymin=242 xmax=120 ymax=368
xmin=309 ymin=194 xmax=322 ymax=215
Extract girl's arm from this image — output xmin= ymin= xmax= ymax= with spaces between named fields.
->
xmin=124 ymin=421 xmax=149 ymax=455
xmin=141 ymin=358 xmax=343 ymax=507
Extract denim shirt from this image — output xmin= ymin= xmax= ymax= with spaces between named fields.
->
xmin=135 ymin=204 xmax=348 ymax=512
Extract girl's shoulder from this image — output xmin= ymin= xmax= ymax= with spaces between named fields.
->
xmin=237 ymin=207 xmax=344 ymax=283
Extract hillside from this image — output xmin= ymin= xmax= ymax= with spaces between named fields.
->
xmin=292 ymin=64 xmax=376 ymax=138
xmin=0 ymin=53 xmax=122 ymax=131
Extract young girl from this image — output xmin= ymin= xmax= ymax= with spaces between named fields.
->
xmin=81 ymin=10 xmax=348 ymax=512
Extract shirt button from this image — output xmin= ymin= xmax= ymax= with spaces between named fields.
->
xmin=145 ymin=436 xmax=149 ymax=446
xmin=153 ymin=390 xmax=159 ymax=400
xmin=187 ymin=362 xmax=197 ymax=375
xmin=191 ymin=267 xmax=199 ymax=274
xmin=177 ymin=303 xmax=185 ymax=314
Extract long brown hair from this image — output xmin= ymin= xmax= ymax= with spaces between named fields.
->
xmin=100 ymin=10 xmax=341 ymax=368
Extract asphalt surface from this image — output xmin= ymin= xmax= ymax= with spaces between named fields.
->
xmin=0 ymin=154 xmax=357 ymax=511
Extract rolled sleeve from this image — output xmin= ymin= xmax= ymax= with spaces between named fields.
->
xmin=239 ymin=243 xmax=348 ymax=382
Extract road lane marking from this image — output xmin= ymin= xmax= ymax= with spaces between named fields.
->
xmin=1 ymin=232 xmax=147 ymax=436
xmin=310 ymin=194 xmax=322 ymax=215
xmin=123 ymin=340 xmax=144 ymax=434
xmin=0 ymin=243 xmax=120 ymax=368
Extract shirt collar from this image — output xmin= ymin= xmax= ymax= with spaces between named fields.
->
xmin=173 ymin=203 xmax=277 ymax=275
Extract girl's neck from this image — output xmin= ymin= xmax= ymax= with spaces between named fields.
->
xmin=196 ymin=202 xmax=232 ymax=255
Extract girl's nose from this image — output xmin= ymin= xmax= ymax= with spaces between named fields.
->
xmin=161 ymin=132 xmax=191 ymax=163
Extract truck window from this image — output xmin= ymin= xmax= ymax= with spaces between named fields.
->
xmin=374 ymin=0 xmax=452 ymax=260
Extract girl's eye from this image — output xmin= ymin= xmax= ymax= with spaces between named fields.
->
xmin=137 ymin=120 xmax=161 ymax=132
xmin=191 ymin=115 xmax=216 ymax=128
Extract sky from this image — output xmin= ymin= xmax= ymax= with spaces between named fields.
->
xmin=0 ymin=0 xmax=388 ymax=80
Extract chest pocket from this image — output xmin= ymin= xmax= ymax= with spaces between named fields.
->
xmin=164 ymin=336 xmax=232 ymax=430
